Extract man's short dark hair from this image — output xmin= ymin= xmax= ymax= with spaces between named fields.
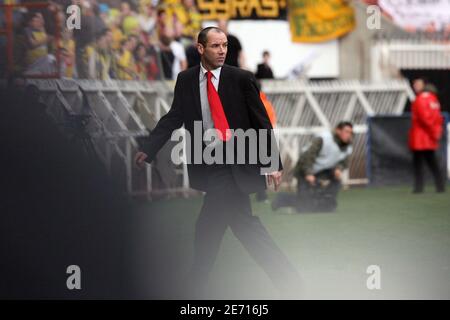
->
xmin=197 ymin=27 xmax=225 ymax=47
xmin=157 ymin=8 xmax=166 ymax=17
xmin=413 ymin=77 xmax=428 ymax=84
xmin=336 ymin=121 xmax=353 ymax=130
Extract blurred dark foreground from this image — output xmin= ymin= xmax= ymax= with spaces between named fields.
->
xmin=0 ymin=84 xmax=178 ymax=299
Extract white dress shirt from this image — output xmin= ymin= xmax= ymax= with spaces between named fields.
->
xmin=199 ymin=62 xmax=222 ymax=131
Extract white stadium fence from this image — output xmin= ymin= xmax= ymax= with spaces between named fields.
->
xmin=27 ymin=78 xmax=436 ymax=197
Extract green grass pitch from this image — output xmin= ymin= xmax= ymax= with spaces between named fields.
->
xmin=132 ymin=184 xmax=450 ymax=299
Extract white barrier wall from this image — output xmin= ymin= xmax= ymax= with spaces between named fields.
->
xmin=28 ymin=78 xmax=429 ymax=196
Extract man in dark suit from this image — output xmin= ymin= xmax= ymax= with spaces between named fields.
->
xmin=135 ymin=27 xmax=301 ymax=298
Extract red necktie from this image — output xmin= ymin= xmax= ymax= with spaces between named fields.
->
xmin=206 ymin=71 xmax=231 ymax=141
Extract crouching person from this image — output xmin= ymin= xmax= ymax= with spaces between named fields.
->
xmin=272 ymin=121 xmax=354 ymax=213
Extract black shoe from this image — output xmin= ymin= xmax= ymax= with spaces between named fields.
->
xmin=412 ymin=189 xmax=424 ymax=194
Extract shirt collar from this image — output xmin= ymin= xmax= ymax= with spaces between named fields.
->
xmin=200 ymin=62 xmax=222 ymax=81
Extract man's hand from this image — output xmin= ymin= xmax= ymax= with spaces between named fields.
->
xmin=334 ymin=168 xmax=342 ymax=180
xmin=267 ymin=171 xmax=283 ymax=191
xmin=305 ymin=174 xmax=316 ymax=185
xmin=134 ymin=151 xmax=148 ymax=168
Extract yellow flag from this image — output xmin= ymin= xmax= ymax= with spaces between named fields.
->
xmin=288 ymin=0 xmax=355 ymax=43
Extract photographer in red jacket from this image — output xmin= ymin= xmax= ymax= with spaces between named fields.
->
xmin=409 ymin=79 xmax=446 ymax=193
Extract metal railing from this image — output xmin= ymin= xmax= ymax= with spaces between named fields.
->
xmin=371 ymin=36 xmax=450 ymax=80
xmin=263 ymin=79 xmax=413 ymax=185
xmin=26 ymin=78 xmax=419 ymax=195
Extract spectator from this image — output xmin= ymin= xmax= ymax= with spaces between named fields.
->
xmin=24 ymin=12 xmax=55 ymax=75
xmin=185 ymin=35 xmax=200 ymax=68
xmin=9 ymin=0 xmax=262 ymax=80
xmin=156 ymin=28 xmax=177 ymax=80
xmin=108 ymin=8 xmax=125 ymax=51
xmin=117 ymin=37 xmax=138 ymax=80
xmin=134 ymin=42 xmax=149 ymax=80
xmin=105 ymin=28 xmax=119 ymax=79
xmin=41 ymin=0 xmax=62 ymax=37
xmin=145 ymin=44 xmax=164 ymax=80
xmin=156 ymin=7 xmax=168 ymax=37
xmin=98 ymin=2 xmax=110 ymax=23
xmin=73 ymin=1 xmax=106 ymax=78
xmin=444 ymin=23 xmax=450 ymax=38
xmin=167 ymin=27 xmax=187 ymax=79
xmin=412 ymin=78 xmax=426 ymax=95
xmin=173 ymin=14 xmax=192 ymax=47
xmin=91 ymin=2 xmax=108 ymax=44
xmin=87 ymin=29 xmax=112 ymax=80
xmin=138 ymin=2 xmax=157 ymax=36
xmin=120 ymin=1 xmax=140 ymax=35
xmin=272 ymin=122 xmax=354 ymax=213
xmin=255 ymin=50 xmax=274 ymax=79
xmin=159 ymin=27 xmax=187 ymax=79
xmin=217 ymin=19 xmax=245 ymax=68
xmin=60 ymin=28 xmax=76 ymax=78
xmin=175 ymin=0 xmax=202 ymax=41
xmin=409 ymin=80 xmax=446 ymax=193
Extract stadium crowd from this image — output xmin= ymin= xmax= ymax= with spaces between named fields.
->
xmin=6 ymin=0 xmax=276 ymax=81
xmin=5 ymin=0 xmax=449 ymax=80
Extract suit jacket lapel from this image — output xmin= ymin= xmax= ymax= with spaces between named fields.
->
xmin=191 ymin=64 xmax=203 ymax=120
xmin=218 ymin=64 xmax=229 ymax=102
xmin=218 ymin=64 xmax=231 ymax=121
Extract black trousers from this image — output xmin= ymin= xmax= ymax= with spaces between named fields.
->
xmin=188 ymin=164 xmax=301 ymax=298
xmin=412 ymin=150 xmax=446 ymax=192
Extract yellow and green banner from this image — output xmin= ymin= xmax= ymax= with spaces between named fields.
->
xmin=288 ymin=0 xmax=355 ymax=43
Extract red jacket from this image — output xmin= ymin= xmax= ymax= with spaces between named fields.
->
xmin=409 ymin=91 xmax=444 ymax=151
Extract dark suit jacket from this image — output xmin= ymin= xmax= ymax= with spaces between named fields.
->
xmin=141 ymin=64 xmax=282 ymax=194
